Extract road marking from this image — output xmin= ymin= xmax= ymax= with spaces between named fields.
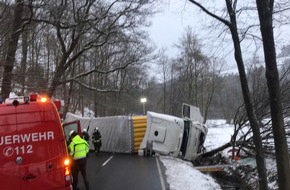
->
xmin=102 ymin=156 xmax=113 ymax=166
xmin=156 ymin=157 xmax=166 ymax=190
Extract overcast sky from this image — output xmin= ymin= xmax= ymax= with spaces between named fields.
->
xmin=146 ymin=1 xmax=240 ymax=73
xmin=146 ymin=0 xmax=290 ymax=74
xmin=147 ymin=1 xmax=203 ymax=57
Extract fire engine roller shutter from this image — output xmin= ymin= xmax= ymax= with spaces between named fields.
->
xmin=132 ymin=116 xmax=147 ymax=153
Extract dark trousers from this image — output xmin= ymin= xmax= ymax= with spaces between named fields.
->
xmin=93 ymin=142 xmax=101 ymax=153
xmin=71 ymin=157 xmax=89 ymax=190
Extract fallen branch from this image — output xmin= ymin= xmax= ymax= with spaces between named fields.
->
xmin=202 ymin=142 xmax=232 ymax=158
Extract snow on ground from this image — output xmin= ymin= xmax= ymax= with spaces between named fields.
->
xmin=159 ymin=119 xmax=278 ymax=190
xmin=204 ymin=121 xmax=233 ymax=151
xmin=160 ymin=156 xmax=222 ymax=190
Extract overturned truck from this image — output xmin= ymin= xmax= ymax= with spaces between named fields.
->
xmin=64 ymin=104 xmax=207 ymax=161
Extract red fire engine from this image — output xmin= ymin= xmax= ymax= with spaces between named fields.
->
xmin=0 ymin=94 xmax=73 ymax=190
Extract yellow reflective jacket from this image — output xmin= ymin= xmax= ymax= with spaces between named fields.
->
xmin=68 ymin=135 xmax=89 ymax=160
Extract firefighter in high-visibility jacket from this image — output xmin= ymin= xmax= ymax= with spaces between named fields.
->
xmin=68 ymin=130 xmax=90 ymax=190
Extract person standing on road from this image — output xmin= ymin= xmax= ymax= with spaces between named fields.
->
xmin=68 ymin=130 xmax=90 ymax=190
xmin=82 ymin=128 xmax=90 ymax=142
xmin=92 ymin=127 xmax=102 ymax=155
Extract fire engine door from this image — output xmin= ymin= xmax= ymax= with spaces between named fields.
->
xmin=63 ymin=120 xmax=82 ymax=143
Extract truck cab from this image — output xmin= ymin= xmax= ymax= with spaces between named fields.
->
xmin=0 ymin=95 xmax=72 ymax=190
xmin=140 ymin=111 xmax=184 ymax=157
xmin=139 ymin=104 xmax=208 ymax=161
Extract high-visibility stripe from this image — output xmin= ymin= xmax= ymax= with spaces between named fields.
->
xmin=133 ymin=128 xmax=146 ymax=133
xmin=132 ymin=116 xmax=147 ymax=153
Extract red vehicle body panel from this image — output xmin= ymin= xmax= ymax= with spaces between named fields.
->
xmin=0 ymin=100 xmax=72 ymax=190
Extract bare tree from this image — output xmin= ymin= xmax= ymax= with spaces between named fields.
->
xmin=172 ymin=27 xmax=223 ymax=121
xmin=19 ymin=0 xmax=155 ymax=99
xmin=188 ymin=1 xmax=268 ymax=189
xmin=1 ymin=0 xmax=25 ymax=99
xmin=155 ymin=50 xmax=170 ymax=113
xmin=255 ymin=0 xmax=290 ymax=189
xmin=218 ymin=74 xmax=243 ymax=123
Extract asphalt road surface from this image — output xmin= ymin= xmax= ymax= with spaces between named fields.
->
xmin=77 ymin=152 xmax=168 ymax=190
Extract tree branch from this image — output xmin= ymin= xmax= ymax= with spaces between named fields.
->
xmin=188 ymin=0 xmax=231 ymax=27
xmin=72 ymin=80 xmax=120 ymax=92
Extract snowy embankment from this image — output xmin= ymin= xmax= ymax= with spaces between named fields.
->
xmin=160 ymin=156 xmax=222 ymax=190
xmin=204 ymin=120 xmax=278 ymax=190
xmin=160 ymin=119 xmax=279 ymax=190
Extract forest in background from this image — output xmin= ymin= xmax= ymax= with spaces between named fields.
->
xmin=0 ymin=0 xmax=289 ymax=122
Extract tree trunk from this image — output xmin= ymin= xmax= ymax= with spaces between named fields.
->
xmin=224 ymin=1 xmax=269 ymax=189
xmin=63 ymin=66 xmax=75 ymax=120
xmin=20 ymin=29 xmax=28 ymax=94
xmin=255 ymin=1 xmax=290 ymax=189
xmin=230 ymin=28 xmax=268 ymax=190
xmin=47 ymin=65 xmax=65 ymax=98
xmin=1 ymin=0 xmax=24 ymax=99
